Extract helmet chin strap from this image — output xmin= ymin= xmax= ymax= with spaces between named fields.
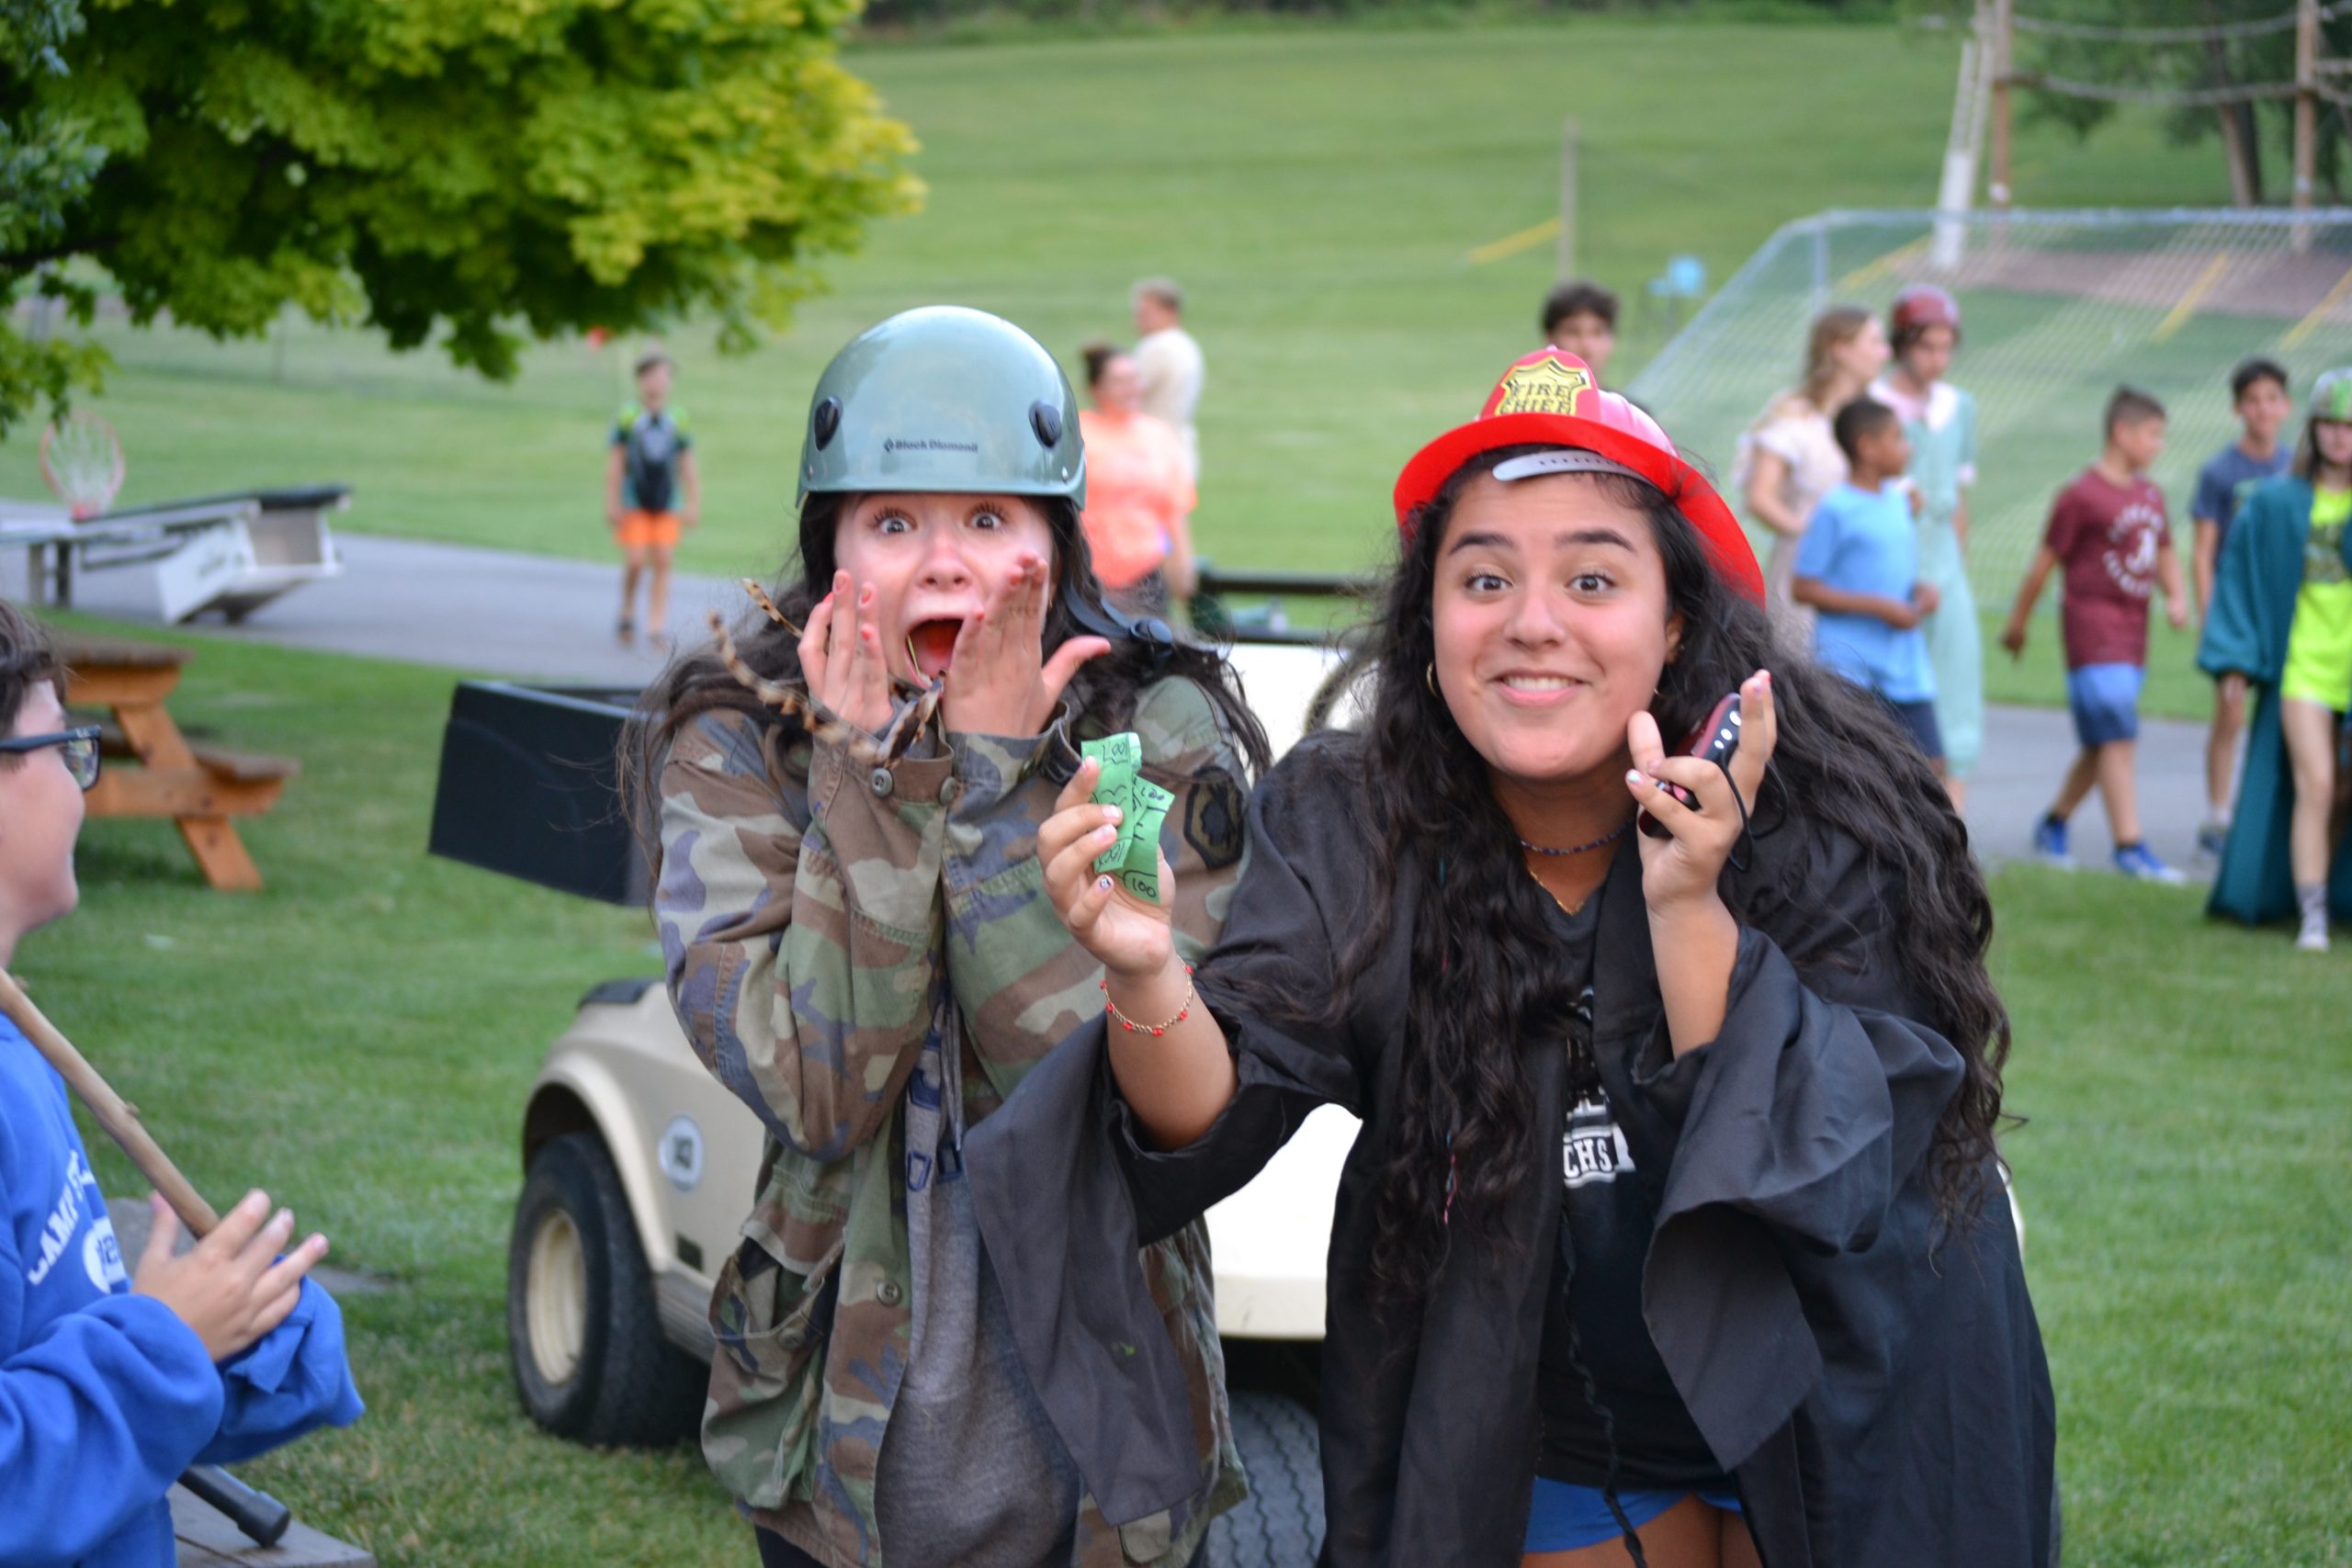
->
xmin=1065 ymin=591 xmax=1175 ymax=674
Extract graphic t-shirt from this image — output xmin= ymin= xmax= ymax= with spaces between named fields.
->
xmin=2193 ymin=443 xmax=2292 ymax=553
xmin=1535 ymin=892 xmax=1722 ymax=1489
xmin=612 ymin=404 xmax=692 ymax=514
xmin=1792 ymin=480 xmax=1937 ymax=703
xmin=2044 ymin=468 xmax=2169 ymax=670
xmin=2282 ymin=488 xmax=2352 ymax=710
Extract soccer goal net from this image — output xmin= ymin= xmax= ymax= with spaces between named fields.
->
xmin=1626 ymin=207 xmax=2352 ymax=605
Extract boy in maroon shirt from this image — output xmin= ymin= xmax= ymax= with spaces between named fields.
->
xmin=2001 ymin=387 xmax=2190 ymax=881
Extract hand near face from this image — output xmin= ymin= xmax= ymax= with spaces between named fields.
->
xmin=799 ymin=570 xmax=893 ymax=735
xmin=1624 ymin=669 xmax=1778 ymax=913
xmin=940 ymin=554 xmax=1111 ymax=737
xmin=1038 ymin=758 xmax=1174 ymax=981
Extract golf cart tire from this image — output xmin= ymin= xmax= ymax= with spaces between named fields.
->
xmin=507 ymin=1131 xmax=703 ymax=1447
xmin=1204 ymin=1390 xmax=1324 ymax=1568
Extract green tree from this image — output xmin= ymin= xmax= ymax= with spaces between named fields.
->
xmin=0 ymin=0 xmax=920 ymax=434
xmin=1988 ymin=0 xmax=2350 ymax=206
xmin=0 ymin=0 xmax=108 ymax=434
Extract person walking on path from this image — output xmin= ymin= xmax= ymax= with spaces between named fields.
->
xmin=628 ymin=307 xmax=1266 ymax=1568
xmin=2199 ymin=367 xmax=2352 ymax=951
xmin=1792 ymin=398 xmax=1947 ymax=776
xmin=1078 ymin=342 xmax=1198 ymax=615
xmin=1736 ymin=305 xmax=1889 ymax=637
xmin=978 ymin=347 xmax=2053 ymax=1568
xmin=2001 ymin=388 xmax=2190 ymax=885
xmin=1131 ymin=278 xmax=1204 ymax=480
xmin=2189 ymin=357 xmax=2295 ymax=856
xmin=606 ymin=351 xmax=700 ymax=648
xmin=1871 ymin=286 xmax=1984 ymax=807
xmin=1542 ymin=280 xmax=1621 ymax=386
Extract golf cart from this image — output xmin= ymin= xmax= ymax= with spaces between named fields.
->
xmin=430 ymin=585 xmax=1363 ymax=1567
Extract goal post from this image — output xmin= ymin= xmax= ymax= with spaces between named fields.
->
xmin=1626 ymin=206 xmax=2352 ymax=606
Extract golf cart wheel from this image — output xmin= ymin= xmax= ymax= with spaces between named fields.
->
xmin=507 ymin=1131 xmax=702 ymax=1446
xmin=1204 ymin=1390 xmax=1324 ymax=1568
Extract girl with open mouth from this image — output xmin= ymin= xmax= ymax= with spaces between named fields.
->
xmin=628 ymin=306 xmax=1270 ymax=1568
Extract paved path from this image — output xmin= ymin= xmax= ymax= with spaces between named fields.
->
xmin=2 ymin=532 xmax=2216 ymax=878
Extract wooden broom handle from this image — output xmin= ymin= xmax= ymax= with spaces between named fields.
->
xmin=0 ymin=967 xmax=220 ymax=1237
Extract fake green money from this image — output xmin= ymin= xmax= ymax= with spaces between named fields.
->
xmin=1080 ymin=732 xmax=1175 ymax=904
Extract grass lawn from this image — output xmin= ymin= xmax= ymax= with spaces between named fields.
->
xmin=6 ymin=618 xmax=2344 ymax=1563
xmin=0 ymin=19 xmax=2228 ymax=603
xmin=1991 ymin=867 xmax=2352 ymax=1567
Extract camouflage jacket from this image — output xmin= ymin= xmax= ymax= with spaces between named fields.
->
xmin=656 ymin=673 xmax=1253 ymax=1568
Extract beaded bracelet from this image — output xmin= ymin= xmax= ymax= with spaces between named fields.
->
xmin=1102 ymin=964 xmax=1196 ymax=1036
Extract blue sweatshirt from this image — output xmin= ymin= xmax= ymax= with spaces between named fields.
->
xmin=0 ymin=1013 xmax=365 ymax=1567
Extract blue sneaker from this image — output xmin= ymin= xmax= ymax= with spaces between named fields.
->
xmin=2197 ymin=820 xmax=2229 ymax=860
xmin=2114 ymin=843 xmax=2187 ymax=885
xmin=2031 ymin=817 xmax=2074 ymax=869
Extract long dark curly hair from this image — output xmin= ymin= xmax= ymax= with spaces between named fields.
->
xmin=622 ymin=491 xmax=1270 ymax=876
xmin=1338 ymin=448 xmax=2008 ymax=1311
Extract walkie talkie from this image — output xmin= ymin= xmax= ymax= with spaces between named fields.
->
xmin=1637 ymin=692 xmax=1742 ymax=840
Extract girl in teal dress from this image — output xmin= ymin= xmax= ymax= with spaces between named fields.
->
xmin=1871 ymin=285 xmax=1983 ymax=805
xmin=2199 ymin=368 xmax=2352 ymax=951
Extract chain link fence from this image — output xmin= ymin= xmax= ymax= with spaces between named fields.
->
xmin=1627 ymin=207 xmax=2352 ymax=604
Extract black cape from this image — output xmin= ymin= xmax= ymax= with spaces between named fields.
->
xmin=969 ymin=734 xmax=2055 ymax=1568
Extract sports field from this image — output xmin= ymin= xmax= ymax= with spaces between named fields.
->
xmin=0 ymin=20 xmax=2231 ymax=593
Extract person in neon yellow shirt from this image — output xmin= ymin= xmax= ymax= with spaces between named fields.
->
xmin=2199 ymin=368 xmax=2352 ymax=951
xmin=2278 ymin=396 xmax=2352 ymax=950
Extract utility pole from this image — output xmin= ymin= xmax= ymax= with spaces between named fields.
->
xmin=1989 ymin=0 xmax=2015 ymax=209
xmin=1935 ymin=6 xmax=1993 ymax=270
xmin=2294 ymin=0 xmax=2319 ymax=250
xmin=2295 ymin=0 xmax=2319 ymax=214
xmin=1557 ymin=118 xmax=1579 ymax=280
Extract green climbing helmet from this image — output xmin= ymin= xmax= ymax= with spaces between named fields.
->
xmin=795 ymin=306 xmax=1086 ymax=510
xmin=2312 ymin=367 xmax=2352 ymax=423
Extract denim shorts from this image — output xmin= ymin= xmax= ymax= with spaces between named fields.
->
xmin=2066 ymin=661 xmax=2144 ymax=749
xmin=1877 ymin=695 xmax=1946 ymax=761
xmin=1524 ymin=1478 xmax=1745 ymax=1552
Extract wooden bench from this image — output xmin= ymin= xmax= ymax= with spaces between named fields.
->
xmin=168 ymin=1487 xmax=377 ymax=1568
xmin=60 ymin=636 xmax=300 ymax=891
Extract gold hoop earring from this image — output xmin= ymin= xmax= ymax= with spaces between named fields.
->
xmin=1425 ymin=662 xmax=1438 ymax=697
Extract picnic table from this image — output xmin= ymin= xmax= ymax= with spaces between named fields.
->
xmin=58 ymin=636 xmax=299 ymax=892
xmin=6 ymin=488 xmax=346 ymax=623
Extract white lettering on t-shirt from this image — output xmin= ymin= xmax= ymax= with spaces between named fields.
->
xmin=1562 ymin=1092 xmax=1637 ymax=1190
xmin=84 ymin=1212 xmax=127 ymax=1292
xmin=26 ymin=1149 xmax=94 ymax=1288
xmin=2103 ymin=498 xmax=2163 ymax=600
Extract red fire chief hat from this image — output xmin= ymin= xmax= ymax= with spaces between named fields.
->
xmin=1392 ymin=347 xmax=1765 ymax=605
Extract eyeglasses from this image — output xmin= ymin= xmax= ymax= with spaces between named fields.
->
xmin=0 ymin=726 xmax=102 ymax=790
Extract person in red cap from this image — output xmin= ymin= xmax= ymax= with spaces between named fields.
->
xmin=1870 ymin=284 xmax=1983 ymax=806
xmin=980 ymin=348 xmax=2054 ymax=1568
